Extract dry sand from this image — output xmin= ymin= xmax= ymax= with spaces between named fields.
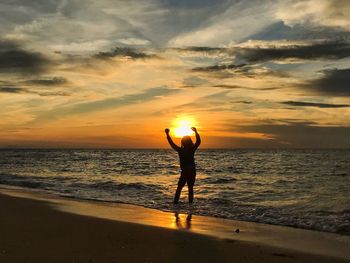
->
xmin=0 ymin=187 xmax=349 ymax=263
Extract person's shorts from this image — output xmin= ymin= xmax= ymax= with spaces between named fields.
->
xmin=178 ymin=166 xmax=196 ymax=187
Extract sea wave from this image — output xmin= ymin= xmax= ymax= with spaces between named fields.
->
xmin=1 ymin=149 xmax=350 ymax=235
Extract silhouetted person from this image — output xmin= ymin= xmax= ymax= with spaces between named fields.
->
xmin=164 ymin=127 xmax=201 ymax=204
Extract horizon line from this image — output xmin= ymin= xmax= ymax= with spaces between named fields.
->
xmin=1 ymin=147 xmax=349 ymax=150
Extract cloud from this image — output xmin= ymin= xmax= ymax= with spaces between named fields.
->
xmin=167 ymin=0 xmax=275 ymax=47
xmin=21 ymin=77 xmax=68 ymax=86
xmin=233 ymin=101 xmax=253 ymax=104
xmin=281 ymin=101 xmax=350 ymax=108
xmin=0 ymin=39 xmax=50 ymax=74
xmin=0 ymin=80 xmax=27 ymax=93
xmin=154 ymin=91 xmax=232 ymax=115
xmin=50 ymin=40 xmax=113 ymax=54
xmin=176 ymin=40 xmax=350 ymax=64
xmin=29 ymin=87 xmax=179 ymax=123
xmin=0 ymin=78 xmax=70 ymax=96
xmin=247 ymin=21 xmax=350 ymax=41
xmin=192 ymin=62 xmax=288 ymax=79
xmin=303 ymin=68 xmax=350 ymax=96
xmin=0 ymin=86 xmax=70 ymax=96
xmin=1 ymin=0 xmax=159 ymax=54
xmin=174 ymin=46 xmax=225 ymax=53
xmin=182 ymin=76 xmax=209 ymax=87
xmin=177 ymin=40 xmax=349 ymax=81
xmin=4 ymin=0 xmax=232 ymax=50
xmin=34 ymin=91 xmax=70 ymax=97
xmin=232 ymin=121 xmax=350 ymax=148
xmin=276 ymin=0 xmax=350 ymax=30
xmin=0 ymin=85 xmax=69 ymax=96
xmin=233 ymin=40 xmax=350 ymax=63
xmin=213 ymin=84 xmax=248 ymax=89
xmin=192 ymin=63 xmax=248 ymax=72
xmin=117 ymin=38 xmax=151 ymax=46
xmin=94 ymin=47 xmax=158 ymax=60
xmin=0 ymin=86 xmax=26 ymax=93
xmin=213 ymin=84 xmax=279 ymax=91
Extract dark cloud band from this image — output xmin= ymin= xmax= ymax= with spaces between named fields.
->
xmin=22 ymin=77 xmax=68 ymax=86
xmin=0 ymin=39 xmax=51 ymax=74
xmin=176 ymin=40 xmax=350 ymax=62
xmin=303 ymin=68 xmax=350 ymax=96
xmin=192 ymin=63 xmax=247 ymax=72
xmin=235 ymin=41 xmax=350 ymax=62
xmin=95 ymin=47 xmax=157 ymax=60
xmin=231 ymin=120 xmax=350 ymax=148
xmin=0 ymin=86 xmax=25 ymax=93
xmin=282 ymin=101 xmax=350 ymax=108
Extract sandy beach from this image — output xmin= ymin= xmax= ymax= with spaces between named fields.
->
xmin=0 ymin=187 xmax=349 ymax=263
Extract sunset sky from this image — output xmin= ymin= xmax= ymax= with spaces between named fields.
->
xmin=0 ymin=0 xmax=349 ymax=148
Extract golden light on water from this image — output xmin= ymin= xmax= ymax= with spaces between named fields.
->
xmin=171 ymin=116 xmax=197 ymax=138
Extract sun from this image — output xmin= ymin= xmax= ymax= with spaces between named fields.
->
xmin=171 ymin=116 xmax=197 ymax=138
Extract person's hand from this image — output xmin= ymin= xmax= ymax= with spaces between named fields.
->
xmin=165 ymin=128 xmax=170 ymax=134
xmin=191 ymin=127 xmax=197 ymax=132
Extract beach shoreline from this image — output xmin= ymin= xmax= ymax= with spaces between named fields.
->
xmin=0 ymin=186 xmax=349 ymax=262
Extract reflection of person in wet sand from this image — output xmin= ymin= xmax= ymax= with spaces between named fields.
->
xmin=175 ymin=212 xmax=192 ymax=230
xmin=165 ymin=127 xmax=201 ymax=204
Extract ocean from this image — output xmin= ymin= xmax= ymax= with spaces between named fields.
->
xmin=0 ymin=149 xmax=349 ymax=235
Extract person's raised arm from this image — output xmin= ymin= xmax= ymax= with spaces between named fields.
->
xmin=165 ymin=128 xmax=181 ymax=151
xmin=192 ymin=127 xmax=201 ymax=150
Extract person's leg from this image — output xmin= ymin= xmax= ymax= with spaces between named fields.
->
xmin=174 ymin=173 xmax=186 ymax=204
xmin=188 ymin=185 xmax=194 ymax=203
xmin=187 ymin=170 xmax=196 ymax=203
xmin=174 ymin=185 xmax=183 ymax=204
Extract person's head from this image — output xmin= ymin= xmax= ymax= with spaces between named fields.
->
xmin=181 ymin=136 xmax=194 ymax=148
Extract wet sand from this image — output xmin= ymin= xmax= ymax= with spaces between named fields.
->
xmin=0 ymin=187 xmax=349 ymax=263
